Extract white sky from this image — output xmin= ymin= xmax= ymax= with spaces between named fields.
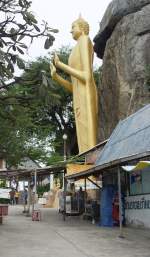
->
xmin=25 ymin=0 xmax=112 ymax=67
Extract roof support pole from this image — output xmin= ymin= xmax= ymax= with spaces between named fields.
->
xmin=84 ymin=178 xmax=87 ymax=213
xmin=87 ymin=177 xmax=101 ymax=189
xmin=117 ymin=167 xmax=124 ymax=238
xmin=31 ymin=170 xmax=37 ymax=213
xmin=34 ymin=170 xmax=37 ymax=195
xmin=63 ymin=171 xmax=67 ymax=221
xmin=26 ymin=179 xmax=31 ymax=217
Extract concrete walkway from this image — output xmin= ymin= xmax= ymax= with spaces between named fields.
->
xmin=0 ymin=206 xmax=150 ymax=257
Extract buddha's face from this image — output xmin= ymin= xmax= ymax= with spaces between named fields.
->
xmin=71 ymin=22 xmax=82 ymax=40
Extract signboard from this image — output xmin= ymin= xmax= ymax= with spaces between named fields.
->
xmin=125 ymin=194 xmax=150 ymax=228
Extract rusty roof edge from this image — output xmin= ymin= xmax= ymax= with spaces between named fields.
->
xmin=76 ymin=139 xmax=108 ymax=157
xmin=66 ymin=151 xmax=150 ymax=180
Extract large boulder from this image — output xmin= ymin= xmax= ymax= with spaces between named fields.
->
xmin=94 ymin=0 xmax=150 ymax=58
xmin=94 ymin=0 xmax=150 ymax=141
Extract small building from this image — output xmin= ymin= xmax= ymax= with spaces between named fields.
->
xmin=67 ymin=104 xmax=150 ymax=228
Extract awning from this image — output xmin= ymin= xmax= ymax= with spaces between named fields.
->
xmin=122 ymin=161 xmax=150 ymax=172
xmin=0 ymin=164 xmax=66 ymax=179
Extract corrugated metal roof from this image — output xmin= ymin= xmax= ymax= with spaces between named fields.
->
xmin=0 ymin=164 xmax=66 ymax=179
xmin=96 ymin=104 xmax=150 ymax=166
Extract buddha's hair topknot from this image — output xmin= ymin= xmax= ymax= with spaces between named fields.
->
xmin=73 ymin=15 xmax=89 ymax=35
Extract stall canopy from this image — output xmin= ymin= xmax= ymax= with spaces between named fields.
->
xmin=0 ymin=164 xmax=66 ymax=179
xmin=122 ymin=161 xmax=150 ymax=172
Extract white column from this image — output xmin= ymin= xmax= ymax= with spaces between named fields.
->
xmin=50 ymin=174 xmax=54 ymax=190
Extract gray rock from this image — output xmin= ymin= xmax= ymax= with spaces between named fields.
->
xmin=94 ymin=0 xmax=150 ymax=58
xmin=97 ymin=4 xmax=150 ymax=141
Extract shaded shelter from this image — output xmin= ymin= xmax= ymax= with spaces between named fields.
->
xmin=0 ymin=164 xmax=66 ymax=180
xmin=0 ymin=164 xmax=66 ymax=218
xmin=66 ymin=104 xmax=150 ymax=233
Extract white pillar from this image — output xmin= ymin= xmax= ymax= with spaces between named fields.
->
xmin=50 ymin=174 xmax=54 ymax=190
xmin=34 ymin=170 xmax=37 ymax=194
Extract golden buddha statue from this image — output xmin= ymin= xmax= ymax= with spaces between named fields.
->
xmin=50 ymin=16 xmax=98 ymax=153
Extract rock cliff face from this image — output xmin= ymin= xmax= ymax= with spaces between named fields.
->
xmin=94 ymin=0 xmax=150 ymax=141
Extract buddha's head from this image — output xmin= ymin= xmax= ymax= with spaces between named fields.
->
xmin=71 ymin=15 xmax=89 ymax=40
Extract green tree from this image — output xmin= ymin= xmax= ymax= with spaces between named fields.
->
xmin=0 ymin=0 xmax=58 ymax=166
xmin=0 ymin=47 xmax=76 ymax=166
xmin=0 ymin=0 xmax=58 ymax=89
xmin=18 ymin=47 xmax=78 ymax=162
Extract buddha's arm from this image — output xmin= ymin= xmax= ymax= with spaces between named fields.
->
xmin=79 ymin=35 xmax=93 ymax=82
xmin=53 ymin=73 xmax=73 ymax=93
xmin=56 ymin=61 xmax=86 ymax=83
xmin=50 ymin=63 xmax=73 ymax=93
xmin=55 ymin=36 xmax=93 ymax=83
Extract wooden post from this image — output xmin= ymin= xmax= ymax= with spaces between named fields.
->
xmin=34 ymin=170 xmax=37 ymax=195
xmin=63 ymin=172 xmax=67 ymax=221
xmin=26 ymin=179 xmax=31 ymax=216
xmin=84 ymin=178 xmax=86 ymax=213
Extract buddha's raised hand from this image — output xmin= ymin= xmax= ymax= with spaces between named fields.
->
xmin=54 ymin=52 xmax=60 ymax=67
xmin=50 ymin=62 xmax=56 ymax=78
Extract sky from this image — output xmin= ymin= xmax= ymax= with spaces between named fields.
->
xmin=25 ymin=0 xmax=112 ymax=67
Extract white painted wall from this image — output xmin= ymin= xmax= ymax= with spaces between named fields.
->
xmin=125 ymin=194 xmax=150 ymax=228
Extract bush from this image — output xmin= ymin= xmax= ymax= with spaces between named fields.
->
xmin=37 ymin=184 xmax=50 ymax=197
xmin=0 ymin=198 xmax=10 ymax=204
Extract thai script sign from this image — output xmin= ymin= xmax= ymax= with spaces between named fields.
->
xmin=125 ymin=198 xmax=150 ymax=209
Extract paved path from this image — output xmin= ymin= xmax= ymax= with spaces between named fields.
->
xmin=0 ymin=206 xmax=150 ymax=257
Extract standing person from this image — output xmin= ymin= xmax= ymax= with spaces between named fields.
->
xmin=77 ymin=187 xmax=85 ymax=213
xmin=9 ymin=188 xmax=15 ymax=205
xmin=22 ymin=188 xmax=28 ymax=213
xmin=50 ymin=15 xmax=98 ymax=153
xmin=15 ymin=190 xmax=20 ymax=205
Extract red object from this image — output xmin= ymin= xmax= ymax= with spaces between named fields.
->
xmin=0 ymin=205 xmax=8 ymax=216
xmin=32 ymin=210 xmax=41 ymax=221
xmin=112 ymin=194 xmax=119 ymax=225
xmin=0 ymin=205 xmax=8 ymax=224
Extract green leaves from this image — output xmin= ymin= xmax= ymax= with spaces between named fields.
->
xmin=33 ymin=24 xmax=40 ymax=32
xmin=7 ymin=62 xmax=14 ymax=73
xmin=44 ymin=38 xmax=54 ymax=49
xmin=17 ymin=47 xmax=24 ymax=55
xmin=16 ymin=57 xmax=25 ymax=69
xmin=10 ymin=28 xmax=16 ymax=34
xmin=19 ymin=0 xmax=31 ymax=8
xmin=18 ymin=35 xmax=25 ymax=41
xmin=0 ymin=49 xmax=76 ymax=166
xmin=23 ymin=12 xmax=38 ymax=25
xmin=0 ymin=0 xmax=58 ymax=81
xmin=0 ymin=41 xmax=3 ymax=48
